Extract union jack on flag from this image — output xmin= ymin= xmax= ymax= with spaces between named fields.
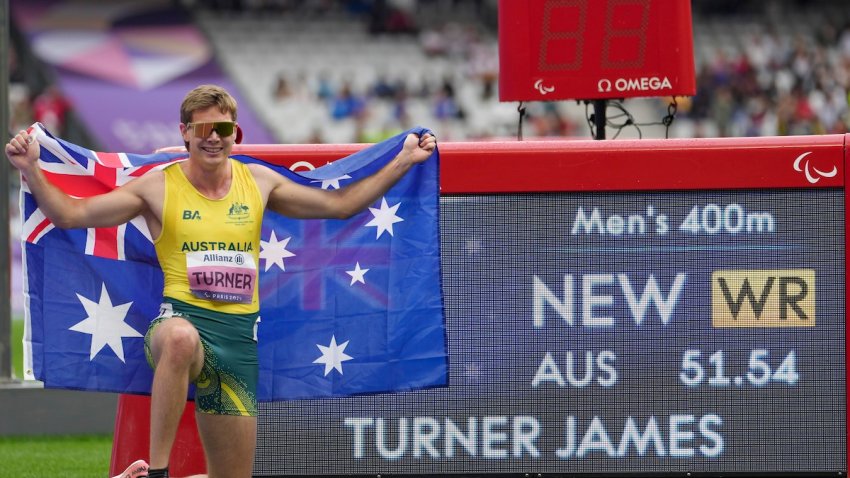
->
xmin=21 ymin=123 xmax=447 ymax=400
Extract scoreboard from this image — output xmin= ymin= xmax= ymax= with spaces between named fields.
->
xmin=111 ymin=134 xmax=849 ymax=476
xmin=244 ymin=134 xmax=848 ymax=476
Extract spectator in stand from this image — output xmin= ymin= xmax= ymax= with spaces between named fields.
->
xmin=330 ymin=81 xmax=366 ymax=120
xmin=370 ymin=72 xmax=397 ymax=100
xmin=368 ymin=0 xmax=417 ymax=35
xmin=8 ymin=46 xmax=24 ymax=83
xmin=709 ymin=86 xmax=735 ymax=137
xmin=432 ymin=79 xmax=463 ymax=121
xmin=528 ymin=103 xmax=574 ymax=138
xmin=9 ymin=84 xmax=33 ymax=134
xmin=273 ymin=75 xmax=293 ymax=101
xmin=315 ymin=71 xmax=335 ymax=101
xmin=32 ymin=86 xmax=71 ymax=137
xmin=389 ymin=80 xmax=410 ymax=124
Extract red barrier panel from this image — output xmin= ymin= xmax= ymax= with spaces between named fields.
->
xmin=109 ymin=395 xmax=205 ymax=477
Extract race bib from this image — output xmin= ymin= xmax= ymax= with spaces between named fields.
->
xmin=186 ymin=250 xmax=257 ymax=303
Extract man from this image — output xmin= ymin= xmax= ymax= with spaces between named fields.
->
xmin=5 ymin=84 xmax=437 ymax=478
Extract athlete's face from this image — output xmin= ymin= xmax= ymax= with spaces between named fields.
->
xmin=181 ymin=106 xmax=236 ymax=168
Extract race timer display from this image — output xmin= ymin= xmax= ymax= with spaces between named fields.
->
xmin=498 ymin=0 xmax=697 ymax=101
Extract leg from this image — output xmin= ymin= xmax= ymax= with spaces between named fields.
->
xmin=148 ymin=317 xmax=206 ymax=471
xmin=196 ymin=413 xmax=258 ymax=478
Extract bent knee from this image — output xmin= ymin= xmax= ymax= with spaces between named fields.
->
xmin=152 ymin=319 xmax=202 ymax=363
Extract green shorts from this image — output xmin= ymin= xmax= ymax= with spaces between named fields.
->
xmin=145 ymin=299 xmax=260 ymax=417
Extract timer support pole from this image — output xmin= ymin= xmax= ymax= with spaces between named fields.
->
xmin=593 ymin=99 xmax=607 ymax=140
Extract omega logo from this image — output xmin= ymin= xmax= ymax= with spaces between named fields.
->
xmin=597 ymin=77 xmax=672 ymax=93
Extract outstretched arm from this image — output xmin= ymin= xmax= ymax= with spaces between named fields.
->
xmin=6 ymin=130 xmax=154 ymax=229
xmin=252 ymin=132 xmax=437 ymax=219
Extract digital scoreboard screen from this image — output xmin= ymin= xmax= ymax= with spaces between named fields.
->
xmin=247 ymin=136 xmax=848 ymax=477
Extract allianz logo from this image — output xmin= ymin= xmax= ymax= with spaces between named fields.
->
xmin=598 ymin=76 xmax=672 ymax=93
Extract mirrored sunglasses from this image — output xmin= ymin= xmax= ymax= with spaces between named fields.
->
xmin=186 ymin=121 xmax=237 ymax=138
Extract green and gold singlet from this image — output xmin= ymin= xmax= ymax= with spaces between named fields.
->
xmin=146 ymin=160 xmax=264 ymax=416
xmin=155 ymin=159 xmax=263 ymax=314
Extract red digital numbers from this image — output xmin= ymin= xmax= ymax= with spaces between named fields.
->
xmin=601 ymin=0 xmax=650 ymax=69
xmin=539 ymin=0 xmax=651 ymax=72
xmin=538 ymin=0 xmax=587 ymax=71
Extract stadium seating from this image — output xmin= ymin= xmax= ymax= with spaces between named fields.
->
xmin=190 ymin=0 xmax=849 ymax=143
xmin=7 ymin=1 xmax=850 ymax=145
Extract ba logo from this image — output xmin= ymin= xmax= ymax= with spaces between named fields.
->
xmin=711 ymin=269 xmax=814 ymax=327
xmin=182 ymin=210 xmax=201 ymax=220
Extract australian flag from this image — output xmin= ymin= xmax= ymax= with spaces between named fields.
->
xmin=20 ymin=122 xmax=447 ymax=401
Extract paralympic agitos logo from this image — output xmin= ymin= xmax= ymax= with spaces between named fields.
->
xmin=793 ymin=152 xmax=837 ymax=184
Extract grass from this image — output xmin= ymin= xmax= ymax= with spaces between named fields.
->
xmin=0 ymin=435 xmax=113 ymax=477
xmin=3 ymin=320 xmax=113 ymax=477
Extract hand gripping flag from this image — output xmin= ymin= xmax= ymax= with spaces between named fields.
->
xmin=20 ymin=123 xmax=447 ymax=400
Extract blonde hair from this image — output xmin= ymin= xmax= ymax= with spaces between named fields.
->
xmin=180 ymin=84 xmax=238 ymax=124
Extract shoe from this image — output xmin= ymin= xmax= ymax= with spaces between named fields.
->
xmin=112 ymin=459 xmax=149 ymax=478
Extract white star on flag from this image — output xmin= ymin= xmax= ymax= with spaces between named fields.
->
xmin=260 ymin=230 xmax=295 ymax=271
xmin=365 ymin=197 xmax=403 ymax=238
xmin=311 ymin=173 xmax=352 ymax=190
xmin=313 ymin=335 xmax=353 ymax=376
xmin=346 ymin=262 xmax=369 ymax=285
xmin=69 ymin=283 xmax=140 ymax=362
